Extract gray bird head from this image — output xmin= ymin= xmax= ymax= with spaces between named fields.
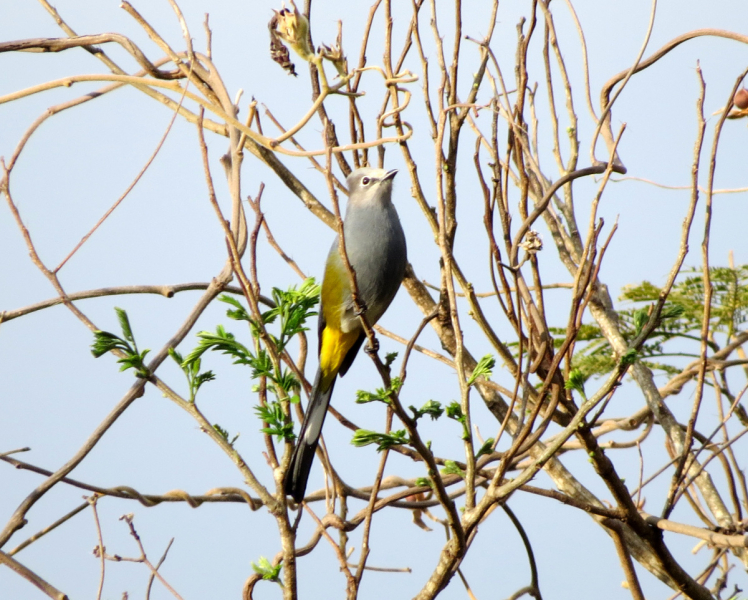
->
xmin=346 ymin=168 xmax=398 ymax=208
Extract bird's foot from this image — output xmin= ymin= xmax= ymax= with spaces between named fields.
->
xmin=365 ymin=338 xmax=380 ymax=354
xmin=354 ymin=301 xmax=368 ymax=317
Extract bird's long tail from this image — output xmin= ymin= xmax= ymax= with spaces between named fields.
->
xmin=283 ymin=368 xmax=336 ymax=502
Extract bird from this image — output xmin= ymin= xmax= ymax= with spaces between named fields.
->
xmin=283 ymin=167 xmax=408 ymax=503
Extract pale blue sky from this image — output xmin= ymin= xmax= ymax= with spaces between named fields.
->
xmin=2 ymin=1 xmax=748 ymax=599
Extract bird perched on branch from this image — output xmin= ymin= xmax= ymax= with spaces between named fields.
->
xmin=283 ymin=167 xmax=407 ymax=503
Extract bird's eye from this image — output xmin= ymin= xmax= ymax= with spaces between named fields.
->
xmin=361 ymin=176 xmax=371 ymax=186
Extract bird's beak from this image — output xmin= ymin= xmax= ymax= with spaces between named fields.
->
xmin=383 ymin=169 xmax=398 ymax=181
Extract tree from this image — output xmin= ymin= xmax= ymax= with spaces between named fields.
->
xmin=2 ymin=1 xmax=748 ymax=599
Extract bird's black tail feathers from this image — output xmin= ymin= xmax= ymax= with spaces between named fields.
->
xmin=283 ymin=369 xmax=336 ymax=503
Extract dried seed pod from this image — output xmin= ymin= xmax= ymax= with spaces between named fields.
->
xmin=268 ymin=14 xmax=297 ymax=77
xmin=734 ymin=88 xmax=748 ymax=110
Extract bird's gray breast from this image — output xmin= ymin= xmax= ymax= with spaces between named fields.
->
xmin=338 ymin=201 xmax=407 ymax=330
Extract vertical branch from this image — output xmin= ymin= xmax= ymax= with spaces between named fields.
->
xmin=303 ymin=0 xmax=351 ymax=176
xmin=89 ymin=496 xmax=106 ymax=600
xmin=434 ymin=106 xmax=474 ymax=509
xmin=353 ymin=409 xmax=394 ymax=588
xmin=502 ymin=505 xmax=542 ymax=600
xmin=662 ymin=66 xmax=748 ymax=521
xmin=590 ymin=0 xmax=657 ymax=169
xmin=608 ymin=521 xmax=646 ymax=600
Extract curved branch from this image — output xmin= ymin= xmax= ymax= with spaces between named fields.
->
xmin=0 ymin=35 xmax=181 ymax=80
xmin=0 ymin=455 xmax=263 ymax=510
xmin=598 ymin=29 xmax=748 ymax=167
xmin=0 ymin=73 xmax=413 ymax=159
xmin=502 ymin=504 xmax=542 ymax=600
xmin=510 ymin=165 xmax=609 ymax=266
xmin=1 ymin=284 xmax=273 ymax=322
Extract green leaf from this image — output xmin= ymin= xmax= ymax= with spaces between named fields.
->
xmin=219 ymin=295 xmax=252 ymax=322
xmin=351 ymin=429 xmax=408 ymax=451
xmin=414 ymin=477 xmax=432 ymax=488
xmin=475 ymin=438 xmax=495 ymax=460
xmin=194 ymin=370 xmax=216 ymax=390
xmin=269 ymin=367 xmax=299 ymax=397
xmin=620 ymin=349 xmax=638 ymax=366
xmin=213 ymin=423 xmax=229 ymax=441
xmin=445 ymin=401 xmax=465 ymax=423
xmin=254 ymin=401 xmax=295 ymax=442
xmin=467 ymin=354 xmax=495 ymax=386
xmin=177 ymin=280 xmax=319 ymax=399
xmin=659 ymin=303 xmax=685 ymax=319
xmin=213 ymin=423 xmax=239 ymax=447
xmin=168 ymin=347 xmax=183 ymax=365
xmin=445 ymin=401 xmax=470 ymax=440
xmin=355 ymin=378 xmax=402 ymax=404
xmin=632 ymin=308 xmax=649 ymax=335
xmin=115 ymin=307 xmax=135 ymax=344
xmin=409 ymin=400 xmax=443 ymax=421
xmin=117 ymin=349 xmax=150 ymax=378
xmin=251 ymin=556 xmax=282 ymax=583
xmin=441 ymin=460 xmax=465 ymax=478
xmin=91 ymin=308 xmax=150 ymax=378
xmin=564 ymin=369 xmax=587 ymax=399
xmin=182 ymin=325 xmax=252 ymax=368
xmin=91 ymin=330 xmax=131 ymax=358
xmin=169 ymin=347 xmax=215 ymax=402
xmin=263 ymin=278 xmax=320 ymax=352
xmin=384 ymin=352 xmax=398 ymax=367
xmin=248 ymin=349 xmax=273 ymax=379
xmin=553 ymin=266 xmax=748 ymax=382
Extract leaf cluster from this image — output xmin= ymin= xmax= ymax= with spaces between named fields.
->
xmin=355 ymin=378 xmax=402 ymax=404
xmin=91 ymin=282 xmax=318 ymax=442
xmin=467 ymin=354 xmax=495 ymax=386
xmin=351 ymin=429 xmax=409 ymax=451
xmin=409 ymin=399 xmax=444 ymax=421
xmin=213 ymin=423 xmax=240 ymax=447
xmin=255 ymin=400 xmax=295 ymax=442
xmin=262 ymin=279 xmax=320 ymax=353
xmin=90 ymin=307 xmax=150 ymax=378
xmin=440 ymin=460 xmax=465 ymax=478
xmin=446 ymin=401 xmax=470 ymax=441
xmin=181 ymin=280 xmax=319 ymax=404
xmin=168 ymin=348 xmax=215 ymax=402
xmin=551 ymin=266 xmax=748 ymax=380
xmin=251 ymin=556 xmax=282 ymax=585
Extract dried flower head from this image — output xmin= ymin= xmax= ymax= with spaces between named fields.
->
xmin=520 ymin=230 xmax=543 ymax=254
xmin=270 ymin=1 xmax=313 ymax=62
xmin=318 ymin=21 xmax=347 ymax=78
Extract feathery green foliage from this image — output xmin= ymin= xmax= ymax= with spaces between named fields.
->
xmin=551 ymin=265 xmax=748 ymax=380
xmin=351 ymin=429 xmax=409 ymax=451
xmin=177 ymin=280 xmax=318 ymax=438
xmin=409 ymin=399 xmax=444 ymax=421
xmin=91 ymin=307 xmax=150 ymax=378
xmin=251 ymin=556 xmax=282 ymax=585
xmin=168 ymin=348 xmax=215 ymax=402
xmin=467 ymin=354 xmax=495 ymax=386
xmin=355 ymin=378 xmax=402 ymax=404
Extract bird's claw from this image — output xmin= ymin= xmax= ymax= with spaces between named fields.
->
xmin=365 ymin=338 xmax=380 ymax=354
